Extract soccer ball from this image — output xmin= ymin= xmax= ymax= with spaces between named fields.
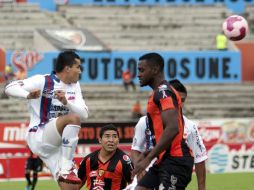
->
xmin=222 ymin=15 xmax=248 ymax=41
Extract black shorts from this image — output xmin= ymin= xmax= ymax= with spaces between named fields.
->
xmin=25 ymin=157 xmax=43 ymax=172
xmin=138 ymin=156 xmax=194 ymax=190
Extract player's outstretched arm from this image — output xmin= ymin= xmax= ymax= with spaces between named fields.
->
xmin=5 ymin=81 xmax=40 ymax=99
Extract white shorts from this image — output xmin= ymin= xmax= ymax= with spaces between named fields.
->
xmin=26 ymin=118 xmax=62 ymax=180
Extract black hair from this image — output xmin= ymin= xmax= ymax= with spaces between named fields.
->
xmin=55 ymin=50 xmax=81 ymax=73
xmin=99 ymin=124 xmax=119 ymax=138
xmin=139 ymin=52 xmax=164 ymax=72
xmin=169 ymin=79 xmax=187 ymax=95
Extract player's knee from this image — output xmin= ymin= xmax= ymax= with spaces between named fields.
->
xmin=33 ymin=172 xmax=38 ymax=179
xmin=66 ymin=114 xmax=81 ymax=125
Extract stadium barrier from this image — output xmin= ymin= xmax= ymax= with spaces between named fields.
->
xmin=1 ymin=118 xmax=254 ymax=180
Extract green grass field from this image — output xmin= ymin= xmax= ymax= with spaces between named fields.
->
xmin=0 ymin=172 xmax=253 ymax=190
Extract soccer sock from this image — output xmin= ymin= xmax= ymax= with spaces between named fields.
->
xmin=25 ymin=172 xmax=31 ymax=185
xmin=61 ymin=124 xmax=80 ymax=171
xmin=31 ymin=173 xmax=38 ymax=190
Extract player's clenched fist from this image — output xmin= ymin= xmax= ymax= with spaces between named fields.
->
xmin=27 ymin=89 xmax=41 ymax=99
xmin=55 ymin=90 xmax=67 ymax=105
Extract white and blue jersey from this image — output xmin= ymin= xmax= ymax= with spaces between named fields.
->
xmin=6 ymin=73 xmax=88 ymax=130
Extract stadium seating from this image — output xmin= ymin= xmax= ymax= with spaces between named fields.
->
xmin=0 ymin=2 xmax=253 ymax=51
xmin=58 ymin=4 xmax=234 ymax=51
xmin=0 ymin=3 xmax=70 ymax=50
xmin=0 ymin=2 xmax=253 ymax=123
xmin=0 ymin=83 xmax=253 ymax=122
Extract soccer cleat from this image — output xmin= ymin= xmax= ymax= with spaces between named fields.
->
xmin=57 ymin=167 xmax=81 ymax=184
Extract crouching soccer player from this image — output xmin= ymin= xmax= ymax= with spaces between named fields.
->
xmin=78 ymin=124 xmax=134 ymax=190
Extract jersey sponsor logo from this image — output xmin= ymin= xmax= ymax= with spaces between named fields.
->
xmin=49 ymin=105 xmax=69 ymax=119
xmin=67 ymin=91 xmax=75 ymax=95
xmin=132 ymin=137 xmax=137 ymax=147
xmin=68 ymin=96 xmax=75 ymax=100
xmin=92 ymin=187 xmax=104 ymax=190
xmin=50 ymin=105 xmax=69 ymax=112
xmin=123 ymin=155 xmax=131 ymax=162
xmin=93 ymin=179 xmax=105 ymax=188
xmin=193 ymin=126 xmax=203 ymax=152
xmin=89 ymin=171 xmax=97 ymax=177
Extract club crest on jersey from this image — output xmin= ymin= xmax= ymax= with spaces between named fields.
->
xmin=158 ymin=84 xmax=168 ymax=98
xmin=42 ymin=89 xmax=54 ymax=98
xmin=98 ymin=169 xmax=104 ymax=176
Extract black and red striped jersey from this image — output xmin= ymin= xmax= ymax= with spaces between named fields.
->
xmin=146 ymin=80 xmax=192 ymax=162
xmin=78 ymin=148 xmax=133 ymax=190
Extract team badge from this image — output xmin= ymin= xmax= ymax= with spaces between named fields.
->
xmin=98 ymin=169 xmax=104 ymax=176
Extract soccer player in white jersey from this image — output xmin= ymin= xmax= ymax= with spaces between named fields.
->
xmin=126 ymin=79 xmax=207 ymax=190
xmin=5 ymin=51 xmax=88 ymax=190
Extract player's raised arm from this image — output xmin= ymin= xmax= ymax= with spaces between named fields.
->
xmin=5 ymin=75 xmax=43 ymax=99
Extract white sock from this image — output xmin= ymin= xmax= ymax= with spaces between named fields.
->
xmin=61 ymin=124 xmax=80 ymax=171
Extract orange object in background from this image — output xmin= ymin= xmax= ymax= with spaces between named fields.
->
xmin=235 ymin=42 xmax=254 ymax=82
xmin=0 ymin=48 xmax=6 ymax=83
xmin=16 ymin=0 xmax=27 ymax=3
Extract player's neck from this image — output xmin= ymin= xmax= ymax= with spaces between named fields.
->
xmin=56 ymin=72 xmax=70 ymax=84
xmin=150 ymin=74 xmax=165 ymax=90
xmin=99 ymin=149 xmax=116 ymax=163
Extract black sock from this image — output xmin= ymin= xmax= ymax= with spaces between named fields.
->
xmin=31 ymin=173 xmax=38 ymax=190
xmin=25 ymin=173 xmax=31 ymax=186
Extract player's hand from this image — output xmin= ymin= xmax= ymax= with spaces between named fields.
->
xmin=27 ymin=89 xmax=41 ymax=99
xmin=132 ymin=156 xmax=151 ymax=178
xmin=54 ymin=90 xmax=67 ymax=105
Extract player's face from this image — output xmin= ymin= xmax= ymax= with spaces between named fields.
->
xmin=138 ymin=60 xmax=153 ymax=87
xmin=67 ymin=58 xmax=82 ymax=83
xmin=100 ymin=130 xmax=119 ymax=153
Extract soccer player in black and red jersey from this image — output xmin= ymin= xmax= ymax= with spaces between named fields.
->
xmin=25 ymin=149 xmax=43 ymax=190
xmin=133 ymin=53 xmax=194 ymax=190
xmin=78 ymin=124 xmax=133 ymax=190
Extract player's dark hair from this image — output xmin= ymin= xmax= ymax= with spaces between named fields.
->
xmin=169 ymin=79 xmax=187 ymax=96
xmin=100 ymin=124 xmax=119 ymax=138
xmin=139 ymin=52 xmax=164 ymax=72
xmin=55 ymin=50 xmax=80 ymax=73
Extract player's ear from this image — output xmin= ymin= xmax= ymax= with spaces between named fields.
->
xmin=65 ymin=66 xmax=71 ymax=72
xmin=98 ymin=138 xmax=102 ymax=144
xmin=151 ymin=65 xmax=159 ymax=74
